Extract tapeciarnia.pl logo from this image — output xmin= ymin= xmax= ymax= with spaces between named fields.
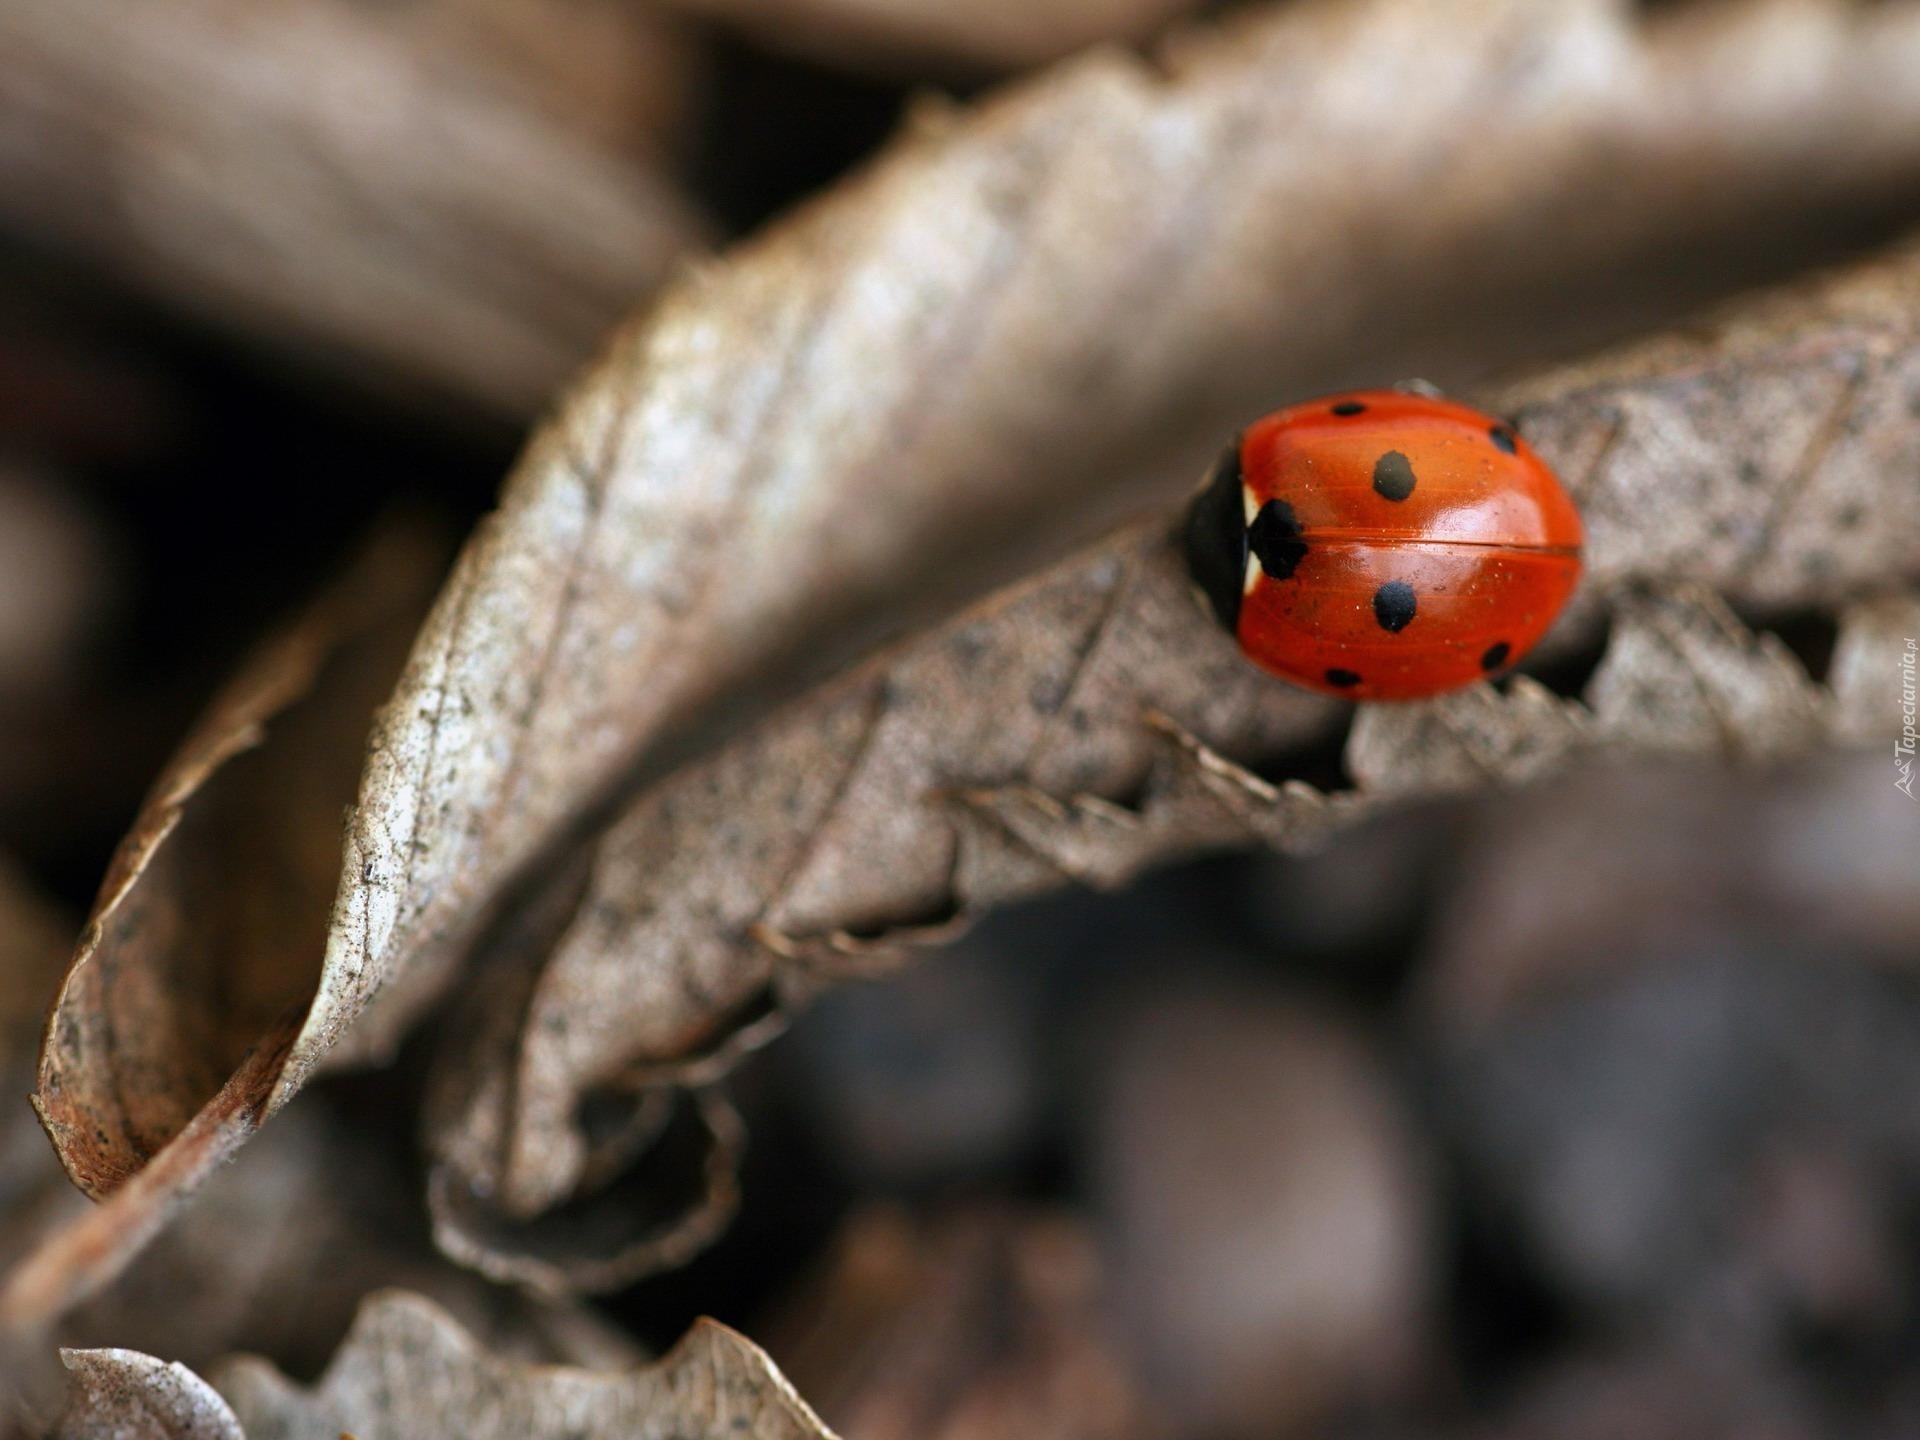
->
xmin=1900 ymin=637 xmax=1917 ymax=799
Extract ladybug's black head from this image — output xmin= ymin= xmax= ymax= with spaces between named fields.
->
xmin=1182 ymin=440 xmax=1247 ymax=634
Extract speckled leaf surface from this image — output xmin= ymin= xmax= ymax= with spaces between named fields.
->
xmin=10 ymin=534 xmax=443 ymax=1332
xmin=53 ymin=1349 xmax=242 ymax=1440
xmin=426 ymin=238 xmax=1920 ymax=1288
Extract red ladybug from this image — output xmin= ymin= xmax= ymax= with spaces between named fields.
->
xmin=1184 ymin=389 xmax=1582 ymax=701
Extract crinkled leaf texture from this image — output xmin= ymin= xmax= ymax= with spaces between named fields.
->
xmin=426 ymin=234 xmax=1920 ymax=1289
xmin=23 ymin=0 xmax=1920 ymax=1323
xmin=34 ymin=531 xmax=441 ymax=1200
xmin=8 ymin=533 xmax=443 ymax=1332
xmin=54 ymin=1291 xmax=832 ymax=1440
xmin=336 ymin=0 xmax=1920 ymax=1094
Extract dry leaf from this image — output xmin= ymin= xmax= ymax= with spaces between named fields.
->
xmin=5 ymin=532 xmax=445 ymax=1333
xmin=54 ymin=1291 xmax=834 ymax=1440
xmin=34 ymin=531 xmax=442 ymax=1201
xmin=5 ymin=1103 xmax=645 ymax=1422
xmin=52 ymin=1349 xmax=241 ymax=1440
xmin=70 ymin=1106 xmax=641 ymax=1369
xmin=26 ymin=0 xmax=1920 ymax=1319
xmin=0 ymin=0 xmax=708 ymax=417
xmin=425 ymin=1082 xmax=747 ymax=1297
xmin=4 ymin=846 xmax=635 ymax=1402
xmin=657 ymin=0 xmax=1202 ymax=73
xmin=426 ymin=234 xmax=1920 ymax=1286
xmin=329 ymin=0 xmax=1920 ymax=1096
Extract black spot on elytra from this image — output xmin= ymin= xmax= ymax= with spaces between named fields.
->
xmin=1325 ymin=668 xmax=1362 ymax=688
xmin=1182 ymin=442 xmax=1248 ymax=632
xmin=1372 ymin=450 xmax=1416 ymax=501
xmin=1249 ymin=500 xmax=1309 ymax=580
xmin=1331 ymin=400 xmax=1367 ymax=416
xmin=1481 ymin=641 xmax=1512 ymax=671
xmin=1489 ymin=426 xmax=1518 ymax=454
xmin=1373 ymin=580 xmax=1417 ymax=633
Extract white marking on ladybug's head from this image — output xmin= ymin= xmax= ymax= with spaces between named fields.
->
xmin=1241 ymin=484 xmax=1262 ymax=592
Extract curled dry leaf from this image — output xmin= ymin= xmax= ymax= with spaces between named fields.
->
xmin=426 ymin=1083 xmax=747 ymax=1297
xmin=428 ymin=234 xmax=1920 ymax=1286
xmin=27 ymin=0 xmax=1920 ymax=1316
xmin=655 ymin=0 xmax=1201 ymax=73
xmin=5 ymin=531 xmax=445 ymax=1334
xmin=77 ymin=1106 xmax=640 ymax=1368
xmin=0 ymin=0 xmax=707 ymax=417
xmin=329 ymin=0 xmax=1920 ymax=1089
xmin=56 ymin=1291 xmax=835 ymax=1440
xmin=6 ymin=1106 xmax=647 ymax=1421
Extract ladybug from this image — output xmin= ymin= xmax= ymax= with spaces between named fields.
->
xmin=1182 ymin=389 xmax=1582 ymax=701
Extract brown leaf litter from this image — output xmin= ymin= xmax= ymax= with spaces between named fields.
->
xmin=424 ymin=234 xmax=1920 ymax=1287
xmin=17 ymin=0 xmax=1920 ymax=1321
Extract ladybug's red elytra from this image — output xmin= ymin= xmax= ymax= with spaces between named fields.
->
xmin=1183 ymin=389 xmax=1583 ymax=701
